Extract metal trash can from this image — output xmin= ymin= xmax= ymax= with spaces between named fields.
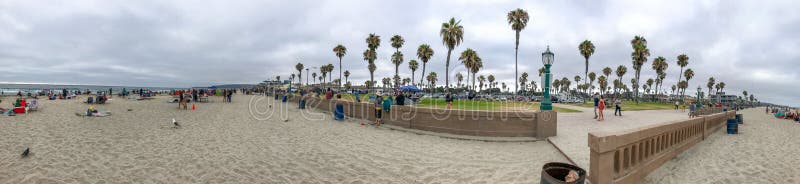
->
xmin=735 ymin=114 xmax=743 ymax=124
xmin=334 ymin=104 xmax=345 ymax=121
xmin=726 ymin=118 xmax=738 ymax=134
xmin=541 ymin=162 xmax=586 ymax=184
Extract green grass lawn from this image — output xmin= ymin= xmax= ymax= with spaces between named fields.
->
xmin=573 ymin=100 xmax=675 ymax=111
xmin=336 ymin=94 xmax=580 ymax=113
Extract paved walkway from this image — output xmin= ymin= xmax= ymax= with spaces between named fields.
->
xmin=548 ymin=103 xmax=690 ymax=168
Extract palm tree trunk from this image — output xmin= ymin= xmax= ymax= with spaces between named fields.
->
xmin=411 ymin=70 xmax=415 ymax=86
xmin=445 ymin=49 xmax=452 ymax=92
xmin=584 ymin=58 xmax=588 ymax=95
xmin=338 ymin=58 xmax=342 ymax=90
xmin=420 ymin=63 xmax=426 ymax=86
xmin=514 ymin=30 xmax=520 ymax=99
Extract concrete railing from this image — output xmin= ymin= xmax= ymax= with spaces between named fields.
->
xmin=286 ymin=95 xmax=557 ymax=138
xmin=588 ymin=110 xmax=736 ymax=184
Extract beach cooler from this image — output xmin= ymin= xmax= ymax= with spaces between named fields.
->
xmin=13 ymin=107 xmax=26 ymax=114
xmin=726 ymin=118 xmax=738 ymax=134
xmin=334 ymin=104 xmax=345 ymax=121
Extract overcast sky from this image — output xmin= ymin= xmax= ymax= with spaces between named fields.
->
xmin=0 ymin=0 xmax=798 ymax=105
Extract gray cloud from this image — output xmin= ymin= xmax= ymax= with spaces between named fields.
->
xmin=0 ymin=0 xmax=798 ymax=106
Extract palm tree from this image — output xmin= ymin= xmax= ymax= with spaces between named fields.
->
xmin=530 ymin=81 xmax=537 ymax=93
xmin=487 ymin=75 xmax=495 ymax=92
xmin=312 ymin=72 xmax=317 ymax=84
xmin=675 ymin=54 xmax=689 ymax=95
xmin=615 ymin=65 xmax=627 ymax=94
xmin=408 ymin=60 xmax=418 ymax=85
xmin=380 ymin=77 xmax=390 ymax=89
xmin=579 ymin=40 xmax=595 ymax=91
xmin=417 ymin=44 xmax=434 ymax=86
xmin=501 ymin=82 xmax=507 ymax=93
xmin=402 ymin=78 xmax=411 ymax=86
xmin=427 ymin=72 xmax=438 ymax=94
xmin=344 ymin=70 xmax=350 ymax=85
xmin=588 ymin=72 xmax=596 ymax=94
xmin=440 ymin=17 xmax=464 ymax=91
xmin=678 ymin=81 xmax=688 ymax=100
xmin=459 ymin=48 xmax=481 ymax=91
xmin=681 ymin=68 xmax=694 ymax=99
xmin=333 ymin=44 xmax=347 ymax=89
xmin=630 ymin=36 xmax=650 ymax=104
xmin=646 ymin=78 xmax=654 ymax=97
xmin=320 ymin=65 xmax=327 ymax=88
xmin=391 ymin=51 xmax=404 ymax=88
xmin=706 ymin=77 xmax=715 ymax=99
xmin=603 ymin=67 xmax=612 ymax=81
xmin=364 ymin=49 xmax=377 ymax=89
xmin=365 ymin=33 xmax=381 ymax=92
xmin=598 ymin=76 xmax=607 ymax=95
xmin=295 ymin=63 xmax=304 ymax=86
xmin=507 ymin=8 xmax=529 ymax=98
xmin=456 ymin=73 xmax=464 ymax=88
xmin=718 ymin=82 xmax=726 ymax=94
xmin=561 ymin=77 xmax=571 ymax=94
xmin=671 ymin=85 xmax=677 ymax=98
xmin=574 ymin=75 xmax=581 ymax=92
xmin=390 ymin=35 xmax=405 ymax=87
xmin=345 ymin=81 xmax=352 ymax=90
xmin=478 ymin=75 xmax=486 ymax=92
xmin=652 ymin=56 xmax=668 ymax=97
xmin=290 ymin=74 xmax=296 ymax=85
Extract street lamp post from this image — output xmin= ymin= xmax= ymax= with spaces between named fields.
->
xmin=540 ymin=46 xmax=555 ymax=111
xmin=306 ymin=68 xmax=310 ymax=86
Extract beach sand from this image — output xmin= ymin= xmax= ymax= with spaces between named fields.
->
xmin=644 ymin=107 xmax=800 ymax=183
xmin=0 ymin=94 xmax=567 ymax=183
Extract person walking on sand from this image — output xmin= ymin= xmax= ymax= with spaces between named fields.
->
xmin=445 ymin=93 xmax=453 ymax=109
xmin=597 ymin=95 xmax=606 ymax=121
xmin=373 ymin=93 xmax=384 ymax=126
xmin=614 ymin=97 xmax=622 ymax=116
xmin=675 ymin=101 xmax=679 ymax=110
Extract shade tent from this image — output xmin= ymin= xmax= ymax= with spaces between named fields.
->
xmin=398 ymin=85 xmax=421 ymax=92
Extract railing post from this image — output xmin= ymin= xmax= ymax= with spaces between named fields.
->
xmin=589 ymin=132 xmax=616 ymax=184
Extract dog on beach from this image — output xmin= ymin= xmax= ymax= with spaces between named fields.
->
xmin=21 ymin=148 xmax=30 ymax=158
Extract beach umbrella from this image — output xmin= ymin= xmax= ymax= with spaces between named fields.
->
xmin=398 ymin=85 xmax=421 ymax=92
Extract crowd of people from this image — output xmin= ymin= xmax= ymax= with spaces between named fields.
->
xmin=768 ymin=106 xmax=799 ymax=122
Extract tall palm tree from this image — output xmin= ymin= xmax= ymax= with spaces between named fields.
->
xmin=364 ymin=49 xmax=377 ymax=90
xmin=295 ymin=63 xmax=304 ymax=86
xmin=326 ymin=64 xmax=335 ymax=86
xmin=344 ymin=70 xmax=350 ymax=85
xmin=456 ymin=73 xmax=464 ymax=88
xmin=402 ymin=78 xmax=411 ymax=86
xmin=682 ymin=68 xmax=694 ymax=99
xmin=675 ymin=54 xmax=689 ymax=95
xmin=718 ymin=82 xmax=726 ymax=94
xmin=598 ymin=76 xmax=607 ymax=95
xmin=671 ymin=85 xmax=677 ymax=98
xmin=459 ymin=48 xmax=480 ymax=91
xmin=333 ymin=45 xmax=347 ymax=89
xmin=573 ymin=75 xmax=581 ymax=92
xmin=382 ymin=77 xmax=391 ymax=89
xmin=391 ymin=35 xmax=405 ymax=87
xmin=320 ymin=65 xmax=327 ymax=88
xmin=706 ymin=77 xmax=715 ymax=99
xmin=290 ymin=74 xmax=296 ymax=85
xmin=678 ymin=80 xmax=688 ymax=100
xmin=603 ymin=67 xmax=612 ymax=81
xmin=440 ymin=17 xmax=464 ymax=91
xmin=579 ymin=40 xmax=595 ymax=91
xmin=530 ymin=81 xmax=537 ymax=93
xmin=417 ymin=44 xmax=434 ymax=86
xmin=365 ymin=33 xmax=381 ymax=92
xmin=630 ymin=36 xmax=650 ymax=104
xmin=408 ymin=60 xmax=418 ymax=85
xmin=507 ymin=8 xmax=529 ymax=98
xmin=501 ymin=82 xmax=507 ymax=93
xmin=651 ymin=56 xmax=668 ymax=97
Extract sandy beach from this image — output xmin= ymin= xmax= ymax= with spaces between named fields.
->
xmin=644 ymin=107 xmax=800 ymax=183
xmin=0 ymin=94 xmax=568 ymax=183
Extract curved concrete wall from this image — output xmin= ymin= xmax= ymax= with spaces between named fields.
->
xmin=288 ymin=95 xmax=556 ymax=138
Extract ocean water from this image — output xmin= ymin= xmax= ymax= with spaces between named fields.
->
xmin=0 ymin=84 xmax=178 ymax=95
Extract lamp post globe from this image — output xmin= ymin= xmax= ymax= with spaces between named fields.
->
xmin=540 ymin=46 xmax=555 ymax=111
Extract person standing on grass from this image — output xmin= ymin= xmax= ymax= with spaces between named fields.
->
xmin=614 ymin=97 xmax=622 ymax=116
xmin=593 ymin=93 xmax=600 ymax=119
xmin=445 ymin=92 xmax=453 ymax=109
xmin=597 ymin=95 xmax=606 ymax=121
xmin=675 ymin=101 xmax=680 ymax=110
